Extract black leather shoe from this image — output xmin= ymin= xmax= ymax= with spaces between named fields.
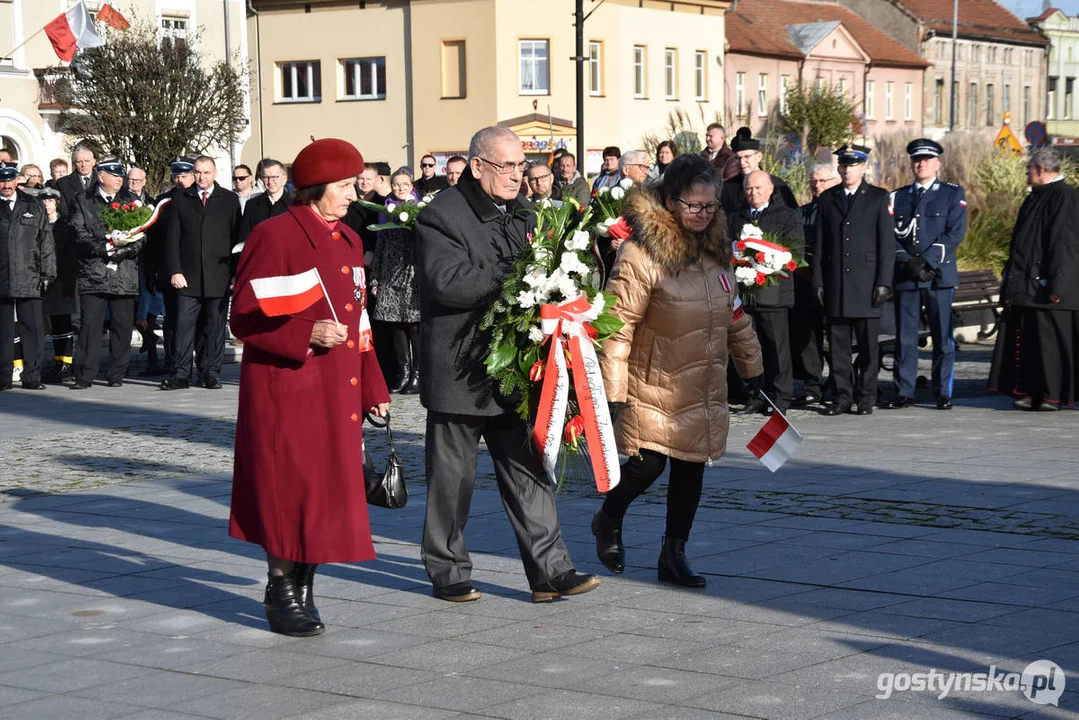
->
xmin=739 ymin=396 xmax=768 ymax=415
xmin=884 ymin=395 xmax=915 ymax=409
xmin=160 ymin=377 xmax=190 ymax=390
xmin=854 ymin=405 xmax=874 ymax=415
xmin=820 ymin=402 xmax=851 ymax=416
xmin=200 ymin=376 xmax=222 ymax=390
xmin=531 ymin=570 xmax=601 ymax=602
xmin=591 ymin=508 xmax=625 ymax=574
xmin=264 ymin=573 xmax=324 ymax=637
xmin=791 ymin=392 xmax=821 ymax=408
xmin=71 ymin=379 xmax=92 ymax=390
xmin=106 ymin=380 xmax=123 ymax=388
xmin=1012 ymin=396 xmax=1034 ymax=411
xmin=388 ymin=362 xmax=410 ymax=394
xmin=292 ymin=563 xmax=321 ymax=622
xmin=21 ymin=381 xmax=47 ymax=390
xmin=433 ymin=582 xmax=482 ymax=602
xmin=657 ymin=535 xmax=706 ymax=588
xmin=936 ymin=396 xmax=953 ymax=410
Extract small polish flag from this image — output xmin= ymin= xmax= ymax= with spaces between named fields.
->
xmin=747 ymin=410 xmax=803 ymax=472
xmin=250 ymin=268 xmax=326 ymax=317
xmin=45 ymin=0 xmax=105 ymax=63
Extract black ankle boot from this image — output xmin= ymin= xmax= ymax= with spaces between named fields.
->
xmin=402 ymin=363 xmax=420 ymax=395
xmin=657 ymin=535 xmax=706 ymax=588
xmin=388 ymin=362 xmax=410 ymax=393
xmin=293 ymin=563 xmax=320 ymax=622
xmin=264 ymin=573 xmax=325 ymax=636
xmin=591 ymin=508 xmax=625 ymax=574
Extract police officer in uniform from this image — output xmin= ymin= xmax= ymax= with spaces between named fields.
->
xmin=883 ymin=139 xmax=967 ymax=411
xmin=813 ymin=145 xmax=893 ymax=415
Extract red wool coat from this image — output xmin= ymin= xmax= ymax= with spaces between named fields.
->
xmin=228 ymin=206 xmax=390 ymax=563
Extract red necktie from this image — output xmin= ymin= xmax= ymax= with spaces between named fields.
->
xmin=201 ymin=191 xmax=208 ymax=206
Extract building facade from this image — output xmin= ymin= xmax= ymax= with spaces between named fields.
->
xmin=0 ymin=0 xmax=250 ymax=173
xmin=724 ymin=0 xmax=927 ymax=144
xmin=245 ymin=0 xmax=732 ymax=173
xmin=1030 ymin=7 xmax=1079 ymax=144
xmin=837 ymin=0 xmax=1049 ymax=138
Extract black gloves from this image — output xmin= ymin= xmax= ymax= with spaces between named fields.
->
xmin=871 ymin=285 xmax=892 ymax=308
xmin=607 ymin=401 xmax=626 ymax=424
xmin=906 ymin=256 xmax=938 ymax=283
xmin=815 ymin=287 xmax=824 ymax=306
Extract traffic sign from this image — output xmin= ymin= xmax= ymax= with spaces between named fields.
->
xmin=995 ymin=121 xmax=1023 ymax=157
xmin=1025 ymin=121 xmax=1048 ymax=146
xmin=786 ymin=133 xmax=802 ymax=151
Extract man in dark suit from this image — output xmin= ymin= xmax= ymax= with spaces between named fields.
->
xmin=884 ymin=139 xmax=967 ymax=411
xmin=701 ymin=123 xmax=740 ymax=182
xmin=720 ymin=133 xmax=798 ymax=214
xmin=415 ymin=125 xmax=600 ymax=604
xmin=812 ymin=145 xmax=894 ymax=415
xmin=56 ymin=146 xmax=98 ymax=219
xmin=238 ymin=158 xmax=292 ymax=246
xmin=161 ymin=155 xmax=240 ymax=390
xmin=0 ymin=163 xmax=55 ymax=390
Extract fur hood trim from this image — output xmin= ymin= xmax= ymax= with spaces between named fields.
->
xmin=623 ymin=187 xmax=729 ymax=273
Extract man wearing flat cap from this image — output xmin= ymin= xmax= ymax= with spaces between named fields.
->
xmin=69 ymin=155 xmax=146 ymax=389
xmin=883 ymin=139 xmax=967 ymax=411
xmin=813 ymin=144 xmax=893 ymax=415
xmin=0 ymin=162 xmax=55 ymax=390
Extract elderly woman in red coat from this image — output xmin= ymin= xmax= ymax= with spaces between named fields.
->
xmin=229 ymin=139 xmax=391 ymax=637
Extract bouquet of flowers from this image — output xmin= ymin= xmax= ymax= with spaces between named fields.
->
xmin=355 ymin=193 xmax=436 ymax=232
xmin=100 ymin=199 xmax=153 ymax=245
xmin=589 ymin=177 xmax=634 ymax=237
xmin=731 ymin=223 xmax=806 ymax=303
xmin=480 ymin=199 xmax=625 ymax=492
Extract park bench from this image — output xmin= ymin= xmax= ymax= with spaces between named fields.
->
xmin=952 ymin=269 xmax=1002 ymax=341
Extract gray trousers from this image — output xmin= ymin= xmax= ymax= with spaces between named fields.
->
xmin=421 ymin=410 xmax=573 ymax=590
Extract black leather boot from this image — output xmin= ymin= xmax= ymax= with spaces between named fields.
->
xmin=388 ymin=362 xmax=410 ymax=393
xmin=264 ymin=573 xmax=324 ymax=636
xmin=591 ymin=508 xmax=625 ymax=574
xmin=293 ymin=563 xmax=321 ymax=622
xmin=402 ymin=362 xmax=420 ymax=394
xmin=657 ymin=535 xmax=706 ymax=588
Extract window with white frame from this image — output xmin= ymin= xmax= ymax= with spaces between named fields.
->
xmin=633 ymin=46 xmax=646 ymax=98
xmin=780 ymin=75 xmax=790 ymax=114
xmin=837 ymin=77 xmax=847 ymax=99
xmin=986 ymin=82 xmax=994 ymax=126
xmin=866 ymin=80 xmax=875 ymax=119
xmin=904 ymin=82 xmax=912 ymax=120
xmin=519 ymin=40 xmax=550 ymax=95
xmin=758 ymin=73 xmax=768 ymax=116
xmin=885 ymin=81 xmax=894 ymax=120
xmin=1048 ymin=77 xmax=1056 ymax=120
xmin=1003 ymin=83 xmax=1011 ymax=113
xmin=694 ymin=51 xmax=706 ymax=101
xmin=279 ymin=61 xmax=321 ymax=103
xmin=161 ymin=16 xmax=188 ymax=46
xmin=1024 ymin=85 xmax=1032 ymax=125
xmin=588 ymin=41 xmax=602 ymax=95
xmin=933 ymin=79 xmax=943 ymax=124
xmin=340 ymin=58 xmax=386 ymax=100
xmin=664 ymin=48 xmax=677 ymax=99
xmin=968 ymin=82 xmax=978 ymax=126
xmin=736 ymin=72 xmax=745 ymax=117
xmin=814 ymin=76 xmax=825 ymax=92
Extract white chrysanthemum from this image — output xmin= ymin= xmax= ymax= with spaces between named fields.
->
xmin=740 ymin=225 xmax=763 ymax=240
xmin=565 ymin=229 xmax=591 ymax=251
xmin=386 ymin=203 xmax=396 ymax=212
xmin=619 ymin=177 xmax=633 ymax=190
xmin=610 ymin=186 xmax=625 ymax=201
xmin=528 ymin=326 xmax=546 ymax=342
xmin=417 ymin=201 xmax=427 ymax=208
xmin=517 ymin=289 xmax=538 ymax=308
xmin=398 ymin=211 xmax=410 ymax=222
xmin=559 ymin=251 xmax=589 ymax=276
xmin=523 ymin=267 xmax=549 ymax=288
xmin=422 ymin=194 xmax=435 ymax=203
xmin=598 ymin=186 xmax=610 ymax=195
xmin=734 ymin=266 xmax=758 ymax=285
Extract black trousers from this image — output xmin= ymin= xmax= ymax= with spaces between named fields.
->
xmin=49 ymin=313 xmax=74 ymax=363
xmin=162 ymin=287 xmax=178 ymax=374
xmin=1 ymin=298 xmax=44 ymax=385
xmin=421 ymin=410 xmax=573 ymax=589
xmin=601 ymin=450 xmax=705 ymax=541
xmin=74 ymin=293 xmax=135 ymax=384
xmin=828 ymin=317 xmax=880 ymax=408
xmin=1029 ymin=308 xmax=1078 ymax=407
xmin=790 ymin=303 xmax=824 ymax=395
xmin=749 ymin=309 xmax=794 ymax=408
xmin=173 ymin=295 xmax=226 ymax=380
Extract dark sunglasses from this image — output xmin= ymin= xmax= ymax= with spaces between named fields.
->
xmin=232 ymin=175 xmax=250 ymax=181
xmin=420 ymin=163 xmax=435 ymax=168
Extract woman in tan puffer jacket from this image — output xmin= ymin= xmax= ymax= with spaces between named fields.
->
xmin=595 ymin=154 xmax=763 ymax=587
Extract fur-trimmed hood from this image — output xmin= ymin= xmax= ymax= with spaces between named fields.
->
xmin=623 ymin=187 xmax=729 ymax=273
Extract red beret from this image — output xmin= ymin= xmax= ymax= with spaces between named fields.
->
xmin=291 ymin=138 xmax=365 ymax=190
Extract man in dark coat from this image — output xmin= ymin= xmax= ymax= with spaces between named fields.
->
xmin=729 ymin=170 xmax=805 ymax=415
xmin=162 ymin=156 xmax=240 ymax=390
xmin=238 ymin=158 xmax=292 ymax=246
xmin=414 ymin=154 xmax=449 ymax=197
xmin=989 ymin=147 xmax=1079 ymax=410
xmin=884 ymin=139 xmax=968 ymax=411
xmin=415 ymin=125 xmax=600 ymax=604
xmin=701 ymin=123 xmax=740 ymax=182
xmin=56 ymin=146 xmax=98 ymax=220
xmin=720 ymin=134 xmax=798 ymax=214
xmin=0 ymin=163 xmax=55 ymax=390
xmin=791 ymin=164 xmax=840 ymax=406
xmin=69 ymin=157 xmax=146 ymax=389
xmin=812 ymin=145 xmax=893 ymax=415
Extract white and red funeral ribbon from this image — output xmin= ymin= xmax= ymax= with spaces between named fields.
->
xmin=105 ymin=197 xmax=171 ymax=247
xmin=532 ymin=294 xmax=620 ymax=493
xmin=734 ymin=236 xmax=793 ymax=279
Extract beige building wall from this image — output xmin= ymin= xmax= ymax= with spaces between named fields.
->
xmin=1 ymin=0 xmax=248 ymax=173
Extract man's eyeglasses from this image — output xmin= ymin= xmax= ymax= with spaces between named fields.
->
xmin=420 ymin=162 xmax=436 ymax=169
xmin=625 ymin=163 xmax=651 ymax=171
xmin=262 ymin=174 xmax=285 ymax=182
xmin=674 ymin=197 xmax=719 ymax=215
xmin=526 ymin=174 xmax=552 ymax=183
xmin=478 ymin=157 xmax=529 ymax=176
xmin=232 ymin=175 xmax=250 ymax=182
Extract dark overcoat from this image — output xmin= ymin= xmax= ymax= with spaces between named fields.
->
xmin=0 ymin=190 xmax=54 ymax=298
xmin=228 ymin=205 xmax=390 ymax=563
xmin=1000 ymin=179 xmax=1079 ymax=310
xmin=414 ymin=167 xmax=533 ymax=416
xmin=728 ymin=202 xmax=805 ymax=309
xmin=812 ymin=181 xmax=894 ymax=318
xmin=239 ymin=190 xmax=292 ymax=244
xmin=721 ymin=173 xmax=798 ymax=214
xmin=70 ymin=187 xmax=145 ymax=296
xmin=166 ymin=182 xmax=240 ymax=298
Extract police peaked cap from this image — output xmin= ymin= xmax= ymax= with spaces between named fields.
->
xmin=0 ymin=162 xmax=17 ymax=181
xmin=834 ymin=144 xmax=871 ymax=165
xmin=97 ymin=157 xmax=126 ymax=177
xmin=907 ymin=138 xmax=943 ymax=160
xmin=170 ymin=156 xmax=195 ymax=174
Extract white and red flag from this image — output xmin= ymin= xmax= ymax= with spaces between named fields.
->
xmin=747 ymin=409 xmax=803 ymax=473
xmin=45 ymin=0 xmax=105 ymax=63
xmin=97 ymin=3 xmax=130 ymax=31
xmin=250 ymin=268 xmax=327 ymax=318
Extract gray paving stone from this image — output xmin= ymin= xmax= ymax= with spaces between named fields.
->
xmin=0 ymin=657 xmax=155 ymax=694
xmin=464 ymin=652 xmax=625 ymax=690
xmin=684 ymin=680 xmax=867 ymax=719
xmin=481 ymin=687 xmax=668 ymax=720
xmin=569 ymin=665 xmax=745 ymax=704
xmin=279 ymin=699 xmax=459 ymax=719
xmin=73 ymin=671 xmax=250 ymax=708
xmin=181 ymin=685 xmax=353 ymax=720
xmin=361 ymin=674 xmax=546 ymax=713
xmin=363 ymin=638 xmax=529 ymax=673
xmin=282 ymin=660 xmax=440 ymax=696
xmin=0 ymin=684 xmax=47 ymax=708
xmin=0 ymin=694 xmax=145 ymax=719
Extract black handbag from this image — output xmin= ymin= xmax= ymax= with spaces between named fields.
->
xmin=363 ymin=411 xmax=407 ymax=509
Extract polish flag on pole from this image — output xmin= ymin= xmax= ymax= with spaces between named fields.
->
xmin=45 ymin=0 xmax=105 ymax=63
xmin=98 ymin=3 xmax=131 ymax=31
xmin=746 ymin=404 xmax=803 ymax=473
xmin=250 ymin=268 xmax=337 ymax=321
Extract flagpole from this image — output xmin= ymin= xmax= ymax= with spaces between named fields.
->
xmin=757 ymin=390 xmax=793 ymax=423
xmin=0 ymin=26 xmax=46 ymax=61
xmin=312 ymin=268 xmax=341 ymax=325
